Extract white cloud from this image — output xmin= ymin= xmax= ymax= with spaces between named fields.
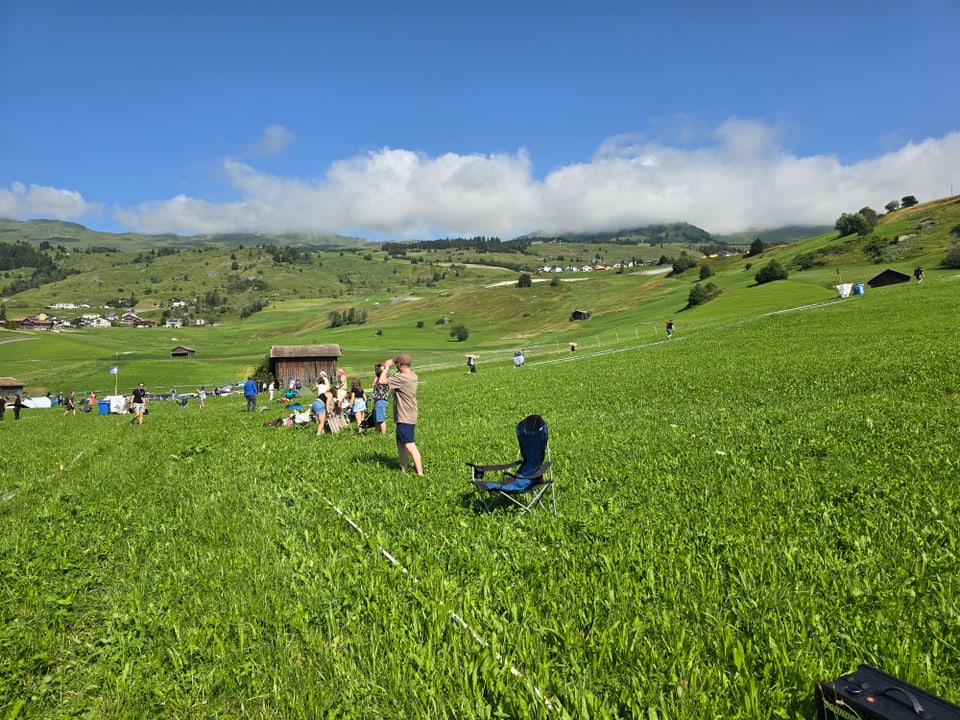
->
xmin=8 ymin=120 xmax=960 ymax=238
xmin=250 ymin=124 xmax=295 ymax=157
xmin=0 ymin=181 xmax=101 ymax=221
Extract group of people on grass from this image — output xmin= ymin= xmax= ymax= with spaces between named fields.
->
xmin=0 ymin=394 xmax=25 ymax=421
xmin=309 ymin=373 xmax=371 ymax=435
xmin=301 ymin=363 xmax=394 ymax=437
xmin=272 ymin=355 xmax=422 ymax=476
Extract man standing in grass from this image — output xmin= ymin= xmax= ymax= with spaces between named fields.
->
xmin=64 ymin=390 xmax=77 ymax=416
xmin=378 ymin=353 xmax=423 ymax=476
xmin=130 ymin=383 xmax=147 ymax=425
xmin=243 ymin=376 xmax=258 ymax=412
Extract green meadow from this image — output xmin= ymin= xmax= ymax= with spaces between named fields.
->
xmin=2 ymin=199 xmax=960 ymax=717
xmin=3 ymin=271 xmax=959 ymax=718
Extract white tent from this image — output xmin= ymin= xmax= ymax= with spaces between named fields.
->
xmin=22 ymin=396 xmax=52 ymax=409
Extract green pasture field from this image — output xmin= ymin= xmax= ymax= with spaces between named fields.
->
xmin=2 ymin=249 xmax=953 ymax=396
xmin=2 ymin=274 xmax=958 ymax=718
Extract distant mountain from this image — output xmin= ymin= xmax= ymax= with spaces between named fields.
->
xmin=0 ymin=218 xmax=376 ymax=252
xmin=1 ymin=217 xmax=839 ymax=252
xmin=714 ymin=225 xmax=834 ymax=246
xmin=512 ymin=222 xmax=713 ymax=246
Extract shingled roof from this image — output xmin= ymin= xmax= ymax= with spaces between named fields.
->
xmin=270 ymin=344 xmax=342 ymax=358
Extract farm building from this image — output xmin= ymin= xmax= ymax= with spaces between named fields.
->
xmin=269 ymin=344 xmax=342 ymax=388
xmin=0 ymin=377 xmax=25 ymax=397
xmin=570 ymin=309 xmax=591 ymax=321
xmin=171 ymin=345 xmax=196 ymax=358
xmin=867 ymin=268 xmax=911 ymax=288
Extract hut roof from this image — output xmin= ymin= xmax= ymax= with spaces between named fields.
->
xmin=867 ymin=268 xmax=911 ymax=287
xmin=0 ymin=377 xmax=24 ymax=386
xmin=270 ymin=344 xmax=342 ymax=358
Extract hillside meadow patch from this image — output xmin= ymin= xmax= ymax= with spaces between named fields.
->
xmin=2 ymin=277 xmax=958 ymax=718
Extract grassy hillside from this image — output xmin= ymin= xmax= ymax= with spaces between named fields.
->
xmin=0 ymin=218 xmax=373 ymax=252
xmin=2 ymin=196 xmax=959 ymax=396
xmin=2 ymin=262 xmax=958 ymax=718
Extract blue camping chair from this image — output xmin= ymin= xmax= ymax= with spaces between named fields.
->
xmin=467 ymin=414 xmax=555 ymax=515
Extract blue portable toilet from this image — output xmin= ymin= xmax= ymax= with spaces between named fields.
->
xmin=852 ymin=283 xmax=865 ymax=295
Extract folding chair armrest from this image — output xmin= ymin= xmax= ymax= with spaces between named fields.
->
xmin=504 ymin=460 xmax=552 ymax=482
xmin=466 ymin=460 xmax=521 ymax=480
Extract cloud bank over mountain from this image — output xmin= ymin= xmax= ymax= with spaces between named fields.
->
xmin=5 ymin=120 xmax=958 ymax=239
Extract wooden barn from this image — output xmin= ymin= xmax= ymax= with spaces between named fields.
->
xmin=269 ymin=344 xmax=342 ymax=388
xmin=0 ymin=377 xmax=25 ymax=397
xmin=867 ymin=268 xmax=911 ymax=288
xmin=170 ymin=345 xmax=196 ymax=358
xmin=569 ymin=309 xmax=591 ymax=321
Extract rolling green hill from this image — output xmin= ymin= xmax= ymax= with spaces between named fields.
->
xmin=2 ymin=196 xmax=958 ymax=396
xmin=2 ymin=233 xmax=958 ymax=718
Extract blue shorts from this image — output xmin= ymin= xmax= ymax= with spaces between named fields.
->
xmin=374 ymin=399 xmax=388 ymax=423
xmin=395 ymin=422 xmax=416 ymax=445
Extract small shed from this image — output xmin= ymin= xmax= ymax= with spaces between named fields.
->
xmin=0 ymin=377 xmax=25 ymax=397
xmin=171 ymin=345 xmax=196 ymax=358
xmin=867 ymin=268 xmax=911 ymax=288
xmin=269 ymin=344 xmax=343 ymax=387
xmin=570 ymin=309 xmax=591 ymax=321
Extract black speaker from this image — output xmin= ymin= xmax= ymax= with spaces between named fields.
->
xmin=816 ymin=664 xmax=960 ymax=720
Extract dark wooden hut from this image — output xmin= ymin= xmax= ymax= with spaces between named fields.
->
xmin=170 ymin=345 xmax=196 ymax=358
xmin=0 ymin=376 xmax=25 ymax=398
xmin=269 ymin=344 xmax=342 ymax=388
xmin=867 ymin=268 xmax=911 ymax=288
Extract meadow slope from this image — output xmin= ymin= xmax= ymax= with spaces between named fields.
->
xmin=2 ymin=271 xmax=958 ymax=718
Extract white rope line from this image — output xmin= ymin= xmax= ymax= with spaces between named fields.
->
xmin=320 ymin=495 xmax=560 ymax=714
xmin=2 ymin=440 xmax=100 ymax=502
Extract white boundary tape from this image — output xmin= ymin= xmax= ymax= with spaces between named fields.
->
xmin=320 ymin=495 xmax=561 ymax=714
xmin=2 ymin=440 xmax=99 ymax=502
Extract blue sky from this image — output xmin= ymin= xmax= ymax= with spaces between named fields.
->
xmin=2 ymin=0 xmax=958 ymax=240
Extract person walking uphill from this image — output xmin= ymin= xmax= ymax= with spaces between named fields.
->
xmin=243 ymin=376 xmax=258 ymax=412
xmin=378 ymin=353 xmax=423 ymax=476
